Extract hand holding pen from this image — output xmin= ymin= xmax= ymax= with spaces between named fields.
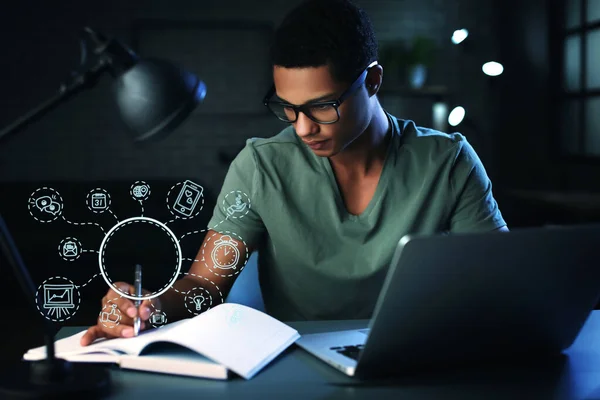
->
xmin=79 ymin=268 xmax=162 ymax=346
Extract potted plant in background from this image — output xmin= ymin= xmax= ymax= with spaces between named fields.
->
xmin=405 ymin=35 xmax=437 ymax=89
xmin=379 ymin=36 xmax=437 ymax=89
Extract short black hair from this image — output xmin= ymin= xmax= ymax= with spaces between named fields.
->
xmin=270 ymin=0 xmax=378 ymax=84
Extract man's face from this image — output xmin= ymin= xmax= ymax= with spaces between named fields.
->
xmin=272 ymin=65 xmax=372 ymax=157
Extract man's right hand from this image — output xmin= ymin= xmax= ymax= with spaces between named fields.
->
xmin=80 ymin=282 xmax=158 ymax=346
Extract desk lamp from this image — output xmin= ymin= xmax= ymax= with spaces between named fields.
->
xmin=0 ymin=27 xmax=206 ymax=398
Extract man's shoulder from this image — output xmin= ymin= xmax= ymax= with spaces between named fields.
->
xmin=397 ymin=118 xmax=465 ymax=147
xmin=246 ymin=125 xmax=300 ymax=151
xmin=392 ymin=117 xmax=469 ymax=160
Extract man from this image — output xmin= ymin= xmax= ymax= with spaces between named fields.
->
xmin=81 ymin=0 xmax=506 ymax=345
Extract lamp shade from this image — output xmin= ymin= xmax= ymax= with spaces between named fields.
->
xmin=114 ymin=58 xmax=206 ymax=142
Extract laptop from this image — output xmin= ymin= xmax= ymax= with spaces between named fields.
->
xmin=295 ymin=224 xmax=600 ymax=378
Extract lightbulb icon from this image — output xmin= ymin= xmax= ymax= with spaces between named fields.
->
xmin=192 ymin=295 xmax=205 ymax=311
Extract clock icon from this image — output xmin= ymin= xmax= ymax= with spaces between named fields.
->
xmin=211 ymin=235 xmax=240 ymax=270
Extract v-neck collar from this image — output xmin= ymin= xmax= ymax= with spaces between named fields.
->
xmin=320 ymin=112 xmax=399 ymax=222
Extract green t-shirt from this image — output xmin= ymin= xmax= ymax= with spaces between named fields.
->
xmin=207 ymin=114 xmax=506 ymax=321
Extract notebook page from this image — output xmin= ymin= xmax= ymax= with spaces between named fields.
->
xmin=159 ymin=303 xmax=299 ymax=379
xmin=25 ymin=318 xmax=189 ymax=359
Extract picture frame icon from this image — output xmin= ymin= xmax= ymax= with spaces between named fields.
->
xmin=173 ymin=180 xmax=203 ymax=217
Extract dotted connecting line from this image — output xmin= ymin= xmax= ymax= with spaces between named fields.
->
xmin=179 ymin=228 xmax=207 ymax=240
xmin=61 ymin=215 xmax=106 ymax=235
xmin=108 ymin=209 xmax=119 ymax=223
xmin=81 ymin=249 xmax=99 ymax=254
xmin=173 ymin=271 xmax=224 ymax=305
xmin=178 ymin=212 xmax=233 ymax=241
xmin=76 ymin=273 xmax=100 ymax=289
xmin=166 ymin=218 xmax=178 ymax=225
xmin=100 ymin=219 xmax=180 ymax=297
xmin=139 ymin=200 xmax=144 ymax=217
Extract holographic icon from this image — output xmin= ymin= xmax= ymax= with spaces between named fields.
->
xmin=36 ymin=277 xmax=80 ymax=322
xmin=28 ymin=188 xmax=64 ymax=223
xmin=35 ymin=196 xmax=62 ymax=215
xmin=58 ymin=237 xmax=82 ymax=262
xmin=173 ymin=180 xmax=203 ymax=217
xmin=149 ymin=310 xmax=167 ymax=328
xmin=43 ymin=283 xmax=75 ymax=318
xmin=130 ymin=181 xmax=151 ymax=202
xmin=63 ymin=241 xmax=78 ymax=257
xmin=211 ymin=235 xmax=240 ymax=270
xmin=100 ymin=303 xmax=121 ymax=329
xmin=184 ymin=286 xmax=213 ymax=316
xmin=222 ymin=191 xmax=251 ymax=219
xmin=91 ymin=193 xmax=107 ymax=210
xmin=226 ymin=194 xmax=247 ymax=216
xmin=192 ymin=295 xmax=206 ymax=311
xmin=87 ymin=188 xmax=111 ymax=214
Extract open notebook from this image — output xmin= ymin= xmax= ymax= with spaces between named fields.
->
xmin=23 ymin=303 xmax=300 ymax=380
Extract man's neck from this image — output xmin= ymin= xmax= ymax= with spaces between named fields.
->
xmin=329 ymin=107 xmax=391 ymax=177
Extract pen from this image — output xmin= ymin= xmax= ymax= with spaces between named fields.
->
xmin=133 ymin=264 xmax=142 ymax=337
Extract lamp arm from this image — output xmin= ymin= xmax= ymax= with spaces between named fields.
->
xmin=0 ymin=213 xmax=59 ymax=360
xmin=0 ymin=56 xmax=110 ymax=144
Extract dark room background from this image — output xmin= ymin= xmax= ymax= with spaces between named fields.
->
xmin=1 ymin=0 xmax=599 ymax=362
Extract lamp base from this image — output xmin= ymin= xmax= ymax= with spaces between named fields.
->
xmin=0 ymin=358 xmax=111 ymax=399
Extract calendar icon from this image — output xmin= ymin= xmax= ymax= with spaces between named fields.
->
xmin=92 ymin=193 xmax=107 ymax=210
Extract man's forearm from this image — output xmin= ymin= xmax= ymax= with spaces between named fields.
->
xmin=153 ymin=276 xmax=215 ymax=322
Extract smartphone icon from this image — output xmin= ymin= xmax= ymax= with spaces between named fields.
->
xmin=174 ymin=180 xmax=203 ymax=217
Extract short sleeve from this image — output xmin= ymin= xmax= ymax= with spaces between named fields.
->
xmin=207 ymin=140 xmax=265 ymax=248
xmin=448 ymin=139 xmax=506 ymax=233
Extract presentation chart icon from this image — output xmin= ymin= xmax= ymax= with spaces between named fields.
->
xmin=36 ymin=276 xmax=81 ymax=322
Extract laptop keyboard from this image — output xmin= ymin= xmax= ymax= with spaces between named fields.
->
xmin=330 ymin=344 xmax=364 ymax=360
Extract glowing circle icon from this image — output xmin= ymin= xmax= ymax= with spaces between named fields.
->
xmin=98 ymin=217 xmax=182 ymax=301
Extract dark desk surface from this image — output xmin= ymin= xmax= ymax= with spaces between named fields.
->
xmin=58 ymin=312 xmax=600 ymax=400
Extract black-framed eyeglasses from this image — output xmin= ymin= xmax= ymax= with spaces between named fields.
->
xmin=263 ymin=61 xmax=378 ymax=124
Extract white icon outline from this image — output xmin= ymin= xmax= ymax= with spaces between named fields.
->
xmin=184 ymin=286 xmax=213 ymax=316
xmin=210 ymin=235 xmax=240 ymax=270
xmin=58 ymin=237 xmax=82 ymax=262
xmin=130 ymin=180 xmax=151 ymax=202
xmin=222 ymin=191 xmax=251 ymax=219
xmin=86 ymin=188 xmax=111 ymax=214
xmin=28 ymin=187 xmax=64 ymax=223
xmin=35 ymin=276 xmax=80 ymax=322
xmin=98 ymin=217 xmax=182 ymax=301
xmin=99 ymin=303 xmax=122 ymax=329
xmin=149 ymin=310 xmax=168 ymax=328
